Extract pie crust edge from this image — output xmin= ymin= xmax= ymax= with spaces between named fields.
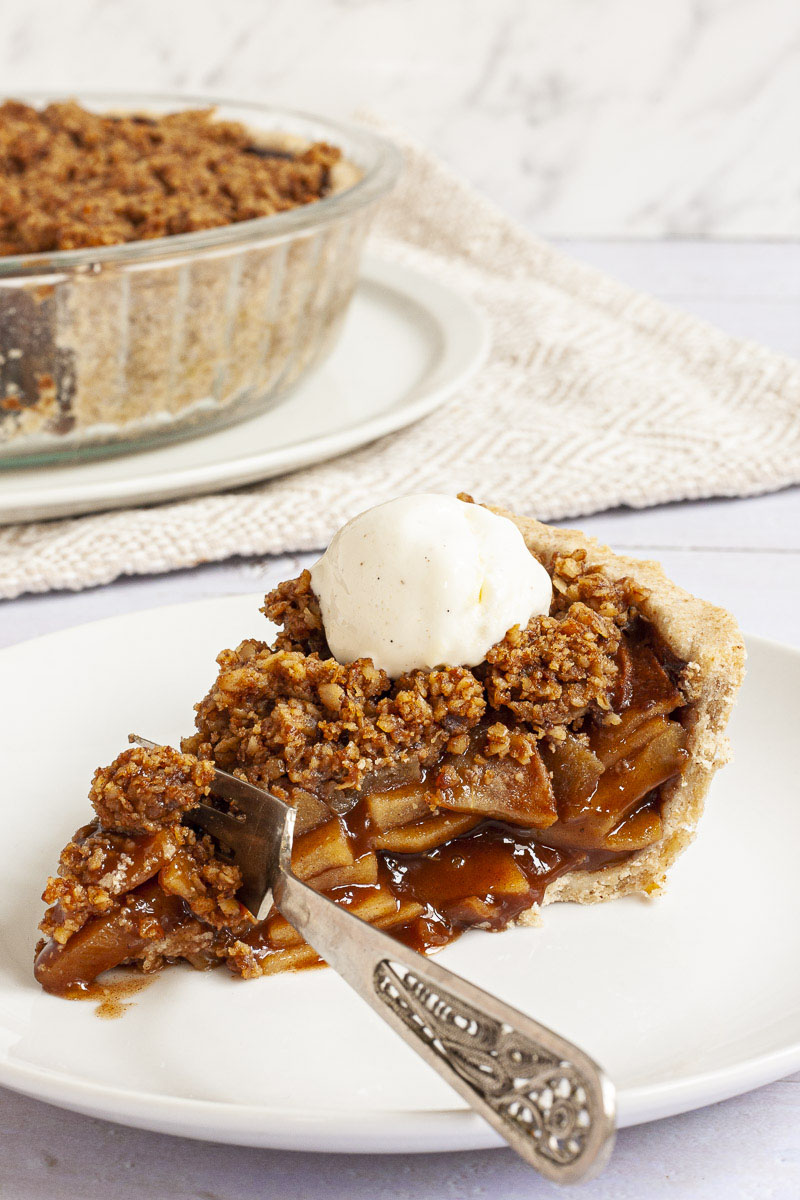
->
xmin=494 ymin=507 xmax=747 ymax=918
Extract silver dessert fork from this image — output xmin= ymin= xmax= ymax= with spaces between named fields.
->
xmin=131 ymin=734 xmax=615 ymax=1184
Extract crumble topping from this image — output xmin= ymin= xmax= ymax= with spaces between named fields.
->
xmin=483 ymin=603 xmax=620 ymax=733
xmin=39 ymin=831 xmax=127 ymax=944
xmin=89 ymin=745 xmax=215 ymax=833
xmin=185 ymin=552 xmax=643 ymax=795
xmin=551 ymin=549 xmax=646 ymax=625
xmin=481 ymin=722 xmax=541 ymax=764
xmin=39 ymin=747 xmax=246 ymax=952
xmin=184 ymin=645 xmax=485 ymax=796
xmin=0 ymin=100 xmax=342 ymax=254
xmin=225 ymin=939 xmax=273 ymax=981
xmin=159 ymin=837 xmax=246 ymax=929
xmin=262 ymin=569 xmax=328 ymax=655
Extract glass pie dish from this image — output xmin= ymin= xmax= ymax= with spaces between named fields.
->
xmin=0 ymin=93 xmax=401 ymax=466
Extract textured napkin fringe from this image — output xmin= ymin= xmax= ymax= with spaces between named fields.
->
xmin=1 ymin=118 xmax=799 ymax=600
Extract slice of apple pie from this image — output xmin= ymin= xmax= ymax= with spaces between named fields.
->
xmin=35 ymin=497 xmax=744 ymax=996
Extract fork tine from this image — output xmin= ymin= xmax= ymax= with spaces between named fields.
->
xmin=205 ymin=767 xmax=291 ymax=821
xmin=128 ymin=733 xmax=296 ymax=920
xmin=188 ymin=802 xmax=243 ymax=848
xmin=128 ymin=733 xmax=157 ymax=751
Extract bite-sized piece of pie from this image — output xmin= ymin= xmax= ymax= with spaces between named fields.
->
xmin=34 ymin=746 xmax=256 ymax=996
xmin=35 ymin=496 xmax=745 ymax=996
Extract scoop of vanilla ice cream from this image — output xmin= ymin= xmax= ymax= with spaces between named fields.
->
xmin=309 ymin=494 xmax=552 ymax=677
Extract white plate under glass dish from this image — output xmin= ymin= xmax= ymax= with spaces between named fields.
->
xmin=0 ymin=256 xmax=488 ymax=525
xmin=0 ymin=597 xmax=797 ymax=1153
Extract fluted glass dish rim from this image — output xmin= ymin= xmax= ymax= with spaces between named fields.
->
xmin=0 ymin=91 xmax=402 ymax=278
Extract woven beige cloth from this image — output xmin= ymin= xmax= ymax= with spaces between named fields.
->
xmin=2 ymin=128 xmax=799 ymax=600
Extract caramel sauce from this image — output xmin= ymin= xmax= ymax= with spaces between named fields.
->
xmin=384 ymin=824 xmax=585 ymax=941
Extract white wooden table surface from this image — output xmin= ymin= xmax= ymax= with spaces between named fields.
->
xmin=1 ymin=239 xmax=798 ymax=1200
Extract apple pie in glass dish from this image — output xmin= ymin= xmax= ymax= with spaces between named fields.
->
xmin=0 ymin=94 xmax=399 ymax=465
xmin=34 ymin=496 xmax=745 ymax=997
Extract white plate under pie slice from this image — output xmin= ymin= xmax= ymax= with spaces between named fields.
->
xmin=0 ymin=257 xmax=488 ymax=525
xmin=0 ymin=596 xmax=797 ymax=1153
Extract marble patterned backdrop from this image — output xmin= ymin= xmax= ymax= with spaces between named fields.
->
xmin=0 ymin=0 xmax=798 ymax=237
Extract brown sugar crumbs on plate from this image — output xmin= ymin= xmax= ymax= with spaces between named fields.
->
xmin=87 ymin=973 xmax=155 ymax=1020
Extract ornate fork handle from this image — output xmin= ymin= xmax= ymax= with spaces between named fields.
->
xmin=274 ymin=869 xmax=616 ymax=1184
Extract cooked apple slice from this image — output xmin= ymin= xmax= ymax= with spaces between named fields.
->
xmin=373 ymin=898 xmax=427 ymax=929
xmin=255 ymin=944 xmax=323 ymax=975
xmin=336 ymin=884 xmax=405 ymax=926
xmin=364 ymin=786 xmax=433 ymax=833
xmin=435 ymin=738 xmax=557 ymax=828
xmin=291 ymin=789 xmax=331 ymax=836
xmin=371 ymin=811 xmax=480 ymax=853
xmin=605 ymin=807 xmax=663 ymax=852
xmin=263 ymin=911 xmax=305 ymax=948
xmin=593 ymin=722 xmax=686 ymax=823
xmin=311 ymin=851 xmax=379 ymax=892
xmin=590 ymin=641 xmax=683 ymax=767
xmin=542 ymin=720 xmax=687 ymax=850
xmin=291 ymin=818 xmax=355 ymax=880
xmin=593 ymin=713 xmax=676 ymax=772
xmin=35 ymin=907 xmax=148 ymax=995
xmin=34 ymin=879 xmax=186 ymax=995
xmin=540 ymin=734 xmax=604 ymax=817
xmin=388 ymin=837 xmax=531 ymax=905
